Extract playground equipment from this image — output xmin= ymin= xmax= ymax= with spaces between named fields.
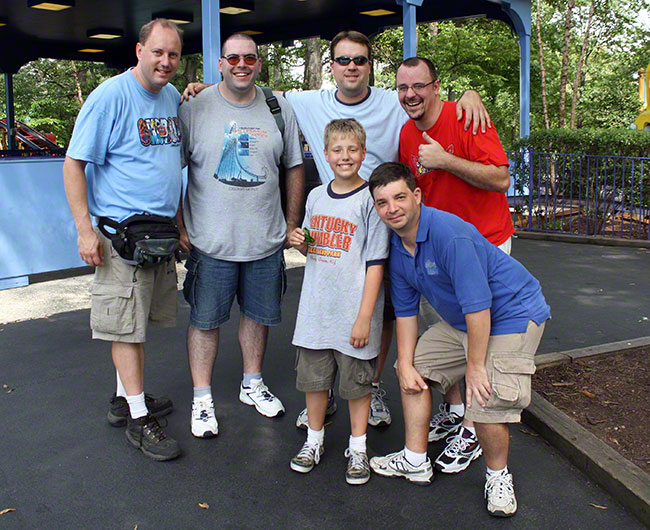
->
xmin=633 ymin=63 xmax=650 ymax=130
xmin=0 ymin=118 xmax=62 ymax=154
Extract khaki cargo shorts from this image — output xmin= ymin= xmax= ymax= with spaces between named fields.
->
xmin=90 ymin=230 xmax=177 ymax=343
xmin=412 ymin=319 xmax=545 ymax=423
xmin=295 ymin=347 xmax=378 ymax=401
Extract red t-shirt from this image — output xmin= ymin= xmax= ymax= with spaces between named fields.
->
xmin=399 ymin=101 xmax=514 ymax=246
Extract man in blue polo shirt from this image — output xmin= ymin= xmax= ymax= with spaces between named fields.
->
xmin=366 ymin=162 xmax=550 ymax=518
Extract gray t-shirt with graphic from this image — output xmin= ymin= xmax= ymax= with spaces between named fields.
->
xmin=292 ymin=182 xmax=391 ymax=360
xmin=178 ymin=85 xmax=303 ymax=261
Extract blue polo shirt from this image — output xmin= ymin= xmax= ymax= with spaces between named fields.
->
xmin=390 ymin=205 xmax=550 ymax=335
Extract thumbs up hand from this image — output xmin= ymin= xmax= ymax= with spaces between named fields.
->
xmin=418 ymin=132 xmax=446 ymax=170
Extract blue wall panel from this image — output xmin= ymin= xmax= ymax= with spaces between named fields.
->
xmin=0 ymin=158 xmax=84 ymax=281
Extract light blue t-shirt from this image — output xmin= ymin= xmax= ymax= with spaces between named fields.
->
xmin=67 ymin=70 xmax=183 ymax=222
xmin=285 ymin=87 xmax=407 ymax=183
xmin=390 ymin=205 xmax=551 ymax=335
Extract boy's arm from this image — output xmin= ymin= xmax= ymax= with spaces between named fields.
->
xmin=464 ymin=308 xmax=492 ymax=408
xmin=395 ymin=315 xmax=428 ymax=393
xmin=350 ymin=263 xmax=384 ymax=349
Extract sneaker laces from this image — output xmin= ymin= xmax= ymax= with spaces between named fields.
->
xmin=249 ymin=380 xmax=275 ymax=402
xmin=193 ymin=398 xmax=215 ymax=422
xmin=297 ymin=442 xmax=321 ymax=464
xmin=431 ymin=403 xmax=452 ymax=425
xmin=371 ymin=386 xmax=388 ymax=412
xmin=142 ymin=416 xmax=168 ymax=442
xmin=485 ymin=472 xmax=514 ymax=504
xmin=444 ymin=429 xmax=475 ymax=457
xmin=344 ymin=448 xmax=368 ymax=471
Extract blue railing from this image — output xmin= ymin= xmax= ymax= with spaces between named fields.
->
xmin=507 ymin=150 xmax=650 ymax=241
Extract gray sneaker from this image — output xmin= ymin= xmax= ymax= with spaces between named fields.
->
xmin=290 ymin=441 xmax=324 ymax=473
xmin=344 ymin=448 xmax=370 ymax=485
xmin=370 ymin=449 xmax=433 ymax=486
xmin=485 ymin=471 xmax=517 ymax=517
xmin=295 ymin=389 xmax=337 ymax=430
xmin=368 ymin=383 xmax=391 ymax=427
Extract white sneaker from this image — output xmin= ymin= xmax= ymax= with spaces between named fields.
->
xmin=191 ymin=396 xmax=218 ymax=438
xmin=239 ymin=379 xmax=285 ymax=418
xmin=295 ymin=389 xmax=337 ymax=430
xmin=485 ymin=471 xmax=517 ymax=517
xmin=370 ymin=449 xmax=433 ymax=486
xmin=368 ymin=383 xmax=391 ymax=427
xmin=290 ymin=441 xmax=324 ymax=473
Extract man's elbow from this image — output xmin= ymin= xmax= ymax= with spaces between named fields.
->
xmin=494 ymin=166 xmax=510 ymax=193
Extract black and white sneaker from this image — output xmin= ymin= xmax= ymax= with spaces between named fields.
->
xmin=428 ymin=402 xmax=463 ymax=442
xmin=485 ymin=471 xmax=517 ymax=517
xmin=107 ymin=392 xmax=173 ymax=428
xmin=239 ymin=379 xmax=285 ymax=418
xmin=434 ymin=426 xmax=482 ymax=473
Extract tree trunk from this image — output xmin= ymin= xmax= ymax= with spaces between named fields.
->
xmin=570 ymin=1 xmax=595 ymax=129
xmin=259 ymin=45 xmax=270 ymax=85
xmin=536 ymin=0 xmax=551 ymax=129
xmin=70 ymin=60 xmax=84 ymax=105
xmin=558 ymin=0 xmax=575 ymax=128
xmin=303 ymin=37 xmax=322 ymax=89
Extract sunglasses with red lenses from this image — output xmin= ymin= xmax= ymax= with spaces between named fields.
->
xmin=221 ymin=54 xmax=258 ymax=66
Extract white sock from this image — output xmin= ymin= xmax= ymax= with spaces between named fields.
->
xmin=463 ymin=424 xmax=476 ymax=436
xmin=125 ymin=392 xmax=148 ymax=419
xmin=115 ymin=369 xmax=127 ymax=398
xmin=449 ymin=403 xmax=465 ymax=416
xmin=403 ymin=446 xmax=426 ymax=467
xmin=243 ymin=373 xmax=262 ymax=387
xmin=307 ymin=427 xmax=324 ymax=446
xmin=348 ymin=434 xmax=367 ymax=453
xmin=193 ymin=386 xmax=212 ymax=400
xmin=486 ymin=465 xmax=509 ymax=479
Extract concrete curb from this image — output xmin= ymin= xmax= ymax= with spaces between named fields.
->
xmin=525 ymin=339 xmax=650 ymax=526
xmin=515 ymin=230 xmax=650 ymax=249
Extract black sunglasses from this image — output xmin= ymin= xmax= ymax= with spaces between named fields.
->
xmin=221 ymin=54 xmax=258 ymax=66
xmin=333 ymin=55 xmax=370 ymax=66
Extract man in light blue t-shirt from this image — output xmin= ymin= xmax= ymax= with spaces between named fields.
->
xmin=63 ymin=19 xmax=184 ymax=462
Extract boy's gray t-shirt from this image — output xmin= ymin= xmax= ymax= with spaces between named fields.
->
xmin=292 ymin=182 xmax=391 ymax=360
xmin=178 ymin=85 xmax=303 ymax=261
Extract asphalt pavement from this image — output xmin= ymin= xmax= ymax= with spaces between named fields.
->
xmin=0 ymin=238 xmax=648 ymax=528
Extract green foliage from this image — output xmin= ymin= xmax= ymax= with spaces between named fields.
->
xmin=513 ymin=127 xmax=650 ymax=156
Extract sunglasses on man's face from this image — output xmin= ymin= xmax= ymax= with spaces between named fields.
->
xmin=221 ymin=54 xmax=258 ymax=66
xmin=333 ymin=55 xmax=370 ymax=66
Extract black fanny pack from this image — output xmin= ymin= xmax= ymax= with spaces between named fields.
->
xmin=98 ymin=213 xmax=180 ymax=269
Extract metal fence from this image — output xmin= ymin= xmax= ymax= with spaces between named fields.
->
xmin=507 ymin=150 xmax=650 ymax=241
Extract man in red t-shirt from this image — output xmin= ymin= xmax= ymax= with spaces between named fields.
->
xmin=397 ymin=56 xmax=514 ymax=477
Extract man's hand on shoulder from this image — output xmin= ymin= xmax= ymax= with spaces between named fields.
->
xmin=180 ymin=82 xmax=212 ymax=104
xmin=456 ymin=89 xmax=491 ymax=135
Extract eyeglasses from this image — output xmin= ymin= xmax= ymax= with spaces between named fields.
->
xmin=333 ymin=55 xmax=370 ymax=66
xmin=221 ymin=54 xmax=258 ymax=66
xmin=396 ymin=80 xmax=435 ymax=93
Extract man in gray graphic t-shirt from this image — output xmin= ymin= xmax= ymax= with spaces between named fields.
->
xmin=177 ymin=33 xmax=304 ymax=439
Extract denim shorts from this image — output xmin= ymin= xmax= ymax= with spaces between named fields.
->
xmin=183 ymin=247 xmax=285 ymax=329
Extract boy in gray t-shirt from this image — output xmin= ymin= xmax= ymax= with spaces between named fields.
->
xmin=288 ymin=119 xmax=390 ymax=485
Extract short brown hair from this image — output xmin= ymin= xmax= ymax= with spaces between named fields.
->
xmin=330 ymin=30 xmax=372 ymax=61
xmin=400 ymin=57 xmax=438 ymax=82
xmin=222 ymin=33 xmax=259 ymax=56
xmin=368 ymin=162 xmax=417 ymax=198
xmin=324 ymin=118 xmax=366 ymax=149
xmin=139 ymin=19 xmax=184 ymax=48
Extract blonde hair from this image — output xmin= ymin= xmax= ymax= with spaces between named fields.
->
xmin=323 ymin=118 xmax=366 ymax=149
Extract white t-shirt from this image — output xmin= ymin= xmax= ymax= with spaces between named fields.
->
xmin=285 ymin=87 xmax=408 ymax=183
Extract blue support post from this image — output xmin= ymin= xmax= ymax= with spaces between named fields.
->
xmin=201 ymin=0 xmax=222 ymax=84
xmin=4 ymin=73 xmax=16 ymax=150
xmin=499 ymin=0 xmax=531 ymax=139
xmin=396 ymin=0 xmax=423 ymax=60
